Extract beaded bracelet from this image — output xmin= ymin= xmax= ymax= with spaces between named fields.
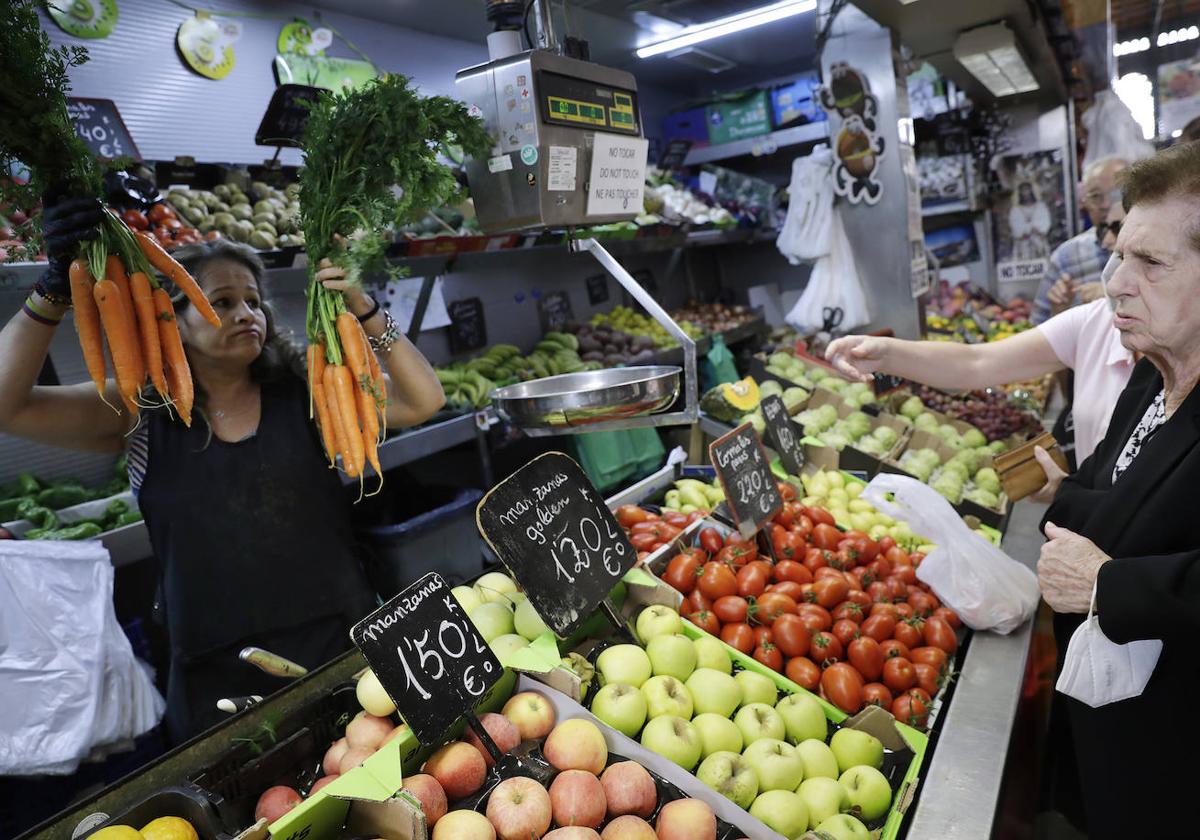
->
xmin=367 ymin=310 xmax=401 ymax=354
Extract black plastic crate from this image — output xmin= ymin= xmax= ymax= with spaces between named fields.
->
xmin=82 ymin=785 xmax=230 ymax=840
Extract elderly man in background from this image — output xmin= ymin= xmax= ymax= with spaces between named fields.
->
xmin=1032 ymin=156 xmax=1128 ymax=324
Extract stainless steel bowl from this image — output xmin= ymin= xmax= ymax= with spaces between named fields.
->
xmin=490 ymin=366 xmax=682 ymax=429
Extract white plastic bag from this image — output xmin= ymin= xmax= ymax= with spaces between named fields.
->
xmin=777 ymin=145 xmax=834 ymax=265
xmin=861 ymin=474 xmax=1039 ymax=634
xmin=784 ymin=209 xmax=870 ymax=334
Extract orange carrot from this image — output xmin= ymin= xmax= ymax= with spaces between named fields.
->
xmin=332 ymin=364 xmax=366 ymax=477
xmin=352 ymin=316 xmax=387 ymax=435
xmin=130 ymin=272 xmax=166 ymax=397
xmin=313 ymin=378 xmax=339 ymax=467
xmin=105 ymin=256 xmax=145 ymax=389
xmin=357 ymin=380 xmax=382 ymax=476
xmin=69 ymin=259 xmax=107 ymax=399
xmin=336 ymin=312 xmax=369 ymax=381
xmin=135 ymin=229 xmax=221 ymax=328
xmin=154 ymin=288 xmax=193 ymax=426
xmin=306 ymin=342 xmax=327 ymax=406
xmin=93 ymin=279 xmax=141 ymax=416
xmin=323 ymin=365 xmax=359 ymax=478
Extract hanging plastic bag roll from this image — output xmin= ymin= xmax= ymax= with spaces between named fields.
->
xmin=777 ymin=145 xmax=834 ymax=265
xmin=861 ymin=473 xmax=1040 ymax=634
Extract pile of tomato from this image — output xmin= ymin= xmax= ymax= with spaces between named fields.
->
xmin=120 ymin=203 xmax=214 ymax=250
xmin=658 ymin=484 xmax=961 ymax=729
xmin=615 ymin=504 xmax=708 ymax=563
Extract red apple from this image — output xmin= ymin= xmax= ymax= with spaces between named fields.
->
xmin=346 ymin=712 xmax=394 ymax=750
xmin=485 ymin=776 xmax=552 ymax=840
xmin=424 ymin=741 xmax=487 ymax=800
xmin=549 ymin=769 xmax=607 ymax=829
xmin=654 ymin=799 xmax=715 ymax=840
xmin=543 ymin=719 xmax=608 ymax=775
xmin=433 ymin=809 xmax=496 ymax=840
xmin=600 ymin=761 xmax=656 ymax=819
xmin=502 ymin=690 xmax=557 ymax=741
xmin=309 ymin=775 xmax=339 ymax=797
xmin=339 ymin=746 xmax=373 ymax=775
xmin=322 ymin=738 xmax=349 ymax=776
xmin=402 ymin=773 xmax=448 ymax=826
xmin=254 ymin=785 xmax=302 ymax=823
xmin=464 ymin=712 xmax=521 ymax=767
xmin=544 ymin=828 xmax=601 ymax=839
xmin=381 ymin=723 xmax=411 ymax=748
xmin=600 ymin=816 xmax=656 ymax=840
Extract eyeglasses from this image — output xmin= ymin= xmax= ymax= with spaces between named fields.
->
xmin=1096 ymin=219 xmax=1122 ymax=243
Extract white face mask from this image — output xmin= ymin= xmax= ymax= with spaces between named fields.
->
xmin=1101 ymin=252 xmax=1121 ymax=312
xmin=1056 ymin=584 xmax=1161 ymax=707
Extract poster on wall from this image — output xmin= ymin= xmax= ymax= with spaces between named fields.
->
xmin=924 ymin=222 xmax=979 ymax=268
xmin=274 ymin=54 xmax=379 ymax=92
xmin=818 ymin=63 xmax=886 ymax=205
xmin=277 ymin=19 xmax=332 ymax=56
xmin=1157 ymin=58 xmax=1200 ymax=136
xmin=991 ymin=149 xmax=1068 ymax=287
xmin=47 ymin=0 xmax=119 ymax=39
xmin=177 ymin=13 xmax=241 ymax=80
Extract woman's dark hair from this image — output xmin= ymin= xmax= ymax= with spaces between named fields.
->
xmin=164 ymin=240 xmax=304 ymax=432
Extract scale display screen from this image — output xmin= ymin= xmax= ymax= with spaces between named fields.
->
xmin=538 ymin=70 xmax=640 ymax=135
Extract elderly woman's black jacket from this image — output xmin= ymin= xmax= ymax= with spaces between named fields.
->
xmin=1043 ymin=357 xmax=1200 ymax=837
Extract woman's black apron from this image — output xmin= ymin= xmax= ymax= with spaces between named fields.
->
xmin=138 ymin=374 xmax=377 ymax=743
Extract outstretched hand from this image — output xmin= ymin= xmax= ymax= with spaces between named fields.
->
xmin=824 ymin=335 xmax=887 ymax=383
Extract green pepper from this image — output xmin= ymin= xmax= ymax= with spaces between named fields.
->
xmin=114 ymin=510 xmax=143 ymax=527
xmin=36 ymin=484 xmax=93 ymax=510
xmin=113 ymin=454 xmax=127 ymax=478
xmin=0 ymin=496 xmax=34 ymax=521
xmin=23 ymin=528 xmax=48 ymax=540
xmin=16 ymin=473 xmax=40 ymax=496
xmin=15 ymin=500 xmax=57 ymax=530
xmin=35 ymin=522 xmax=103 ymax=540
xmin=105 ymin=499 xmax=129 ymax=518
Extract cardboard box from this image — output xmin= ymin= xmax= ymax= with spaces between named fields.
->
xmin=797 ymin=389 xmax=910 ymax=476
xmin=706 ymin=90 xmax=773 ymax=145
xmin=882 ymin=429 xmax=1010 ymax=529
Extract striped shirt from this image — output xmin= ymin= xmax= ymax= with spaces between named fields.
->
xmin=127 ymin=422 xmax=149 ymax=496
xmin=1031 ymin=229 xmax=1110 ymax=325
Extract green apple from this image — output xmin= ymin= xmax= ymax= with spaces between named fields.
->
xmin=641 ymin=675 xmax=694 ymax=719
xmin=597 ymin=644 xmax=653 ymax=688
xmin=693 ymin=635 xmax=732 ymax=674
xmin=686 ymin=669 xmax=742 ymax=718
xmin=647 ymin=633 xmax=697 ymax=682
xmin=513 ymin=597 xmax=549 ymax=640
xmin=741 ymin=738 xmax=804 ymax=792
xmin=775 ymin=693 xmax=827 ymax=744
xmin=640 ymin=715 xmax=702 ymax=771
xmin=815 ymin=813 xmax=870 ymax=840
xmin=591 ymin=683 xmax=648 ymax=738
xmin=749 ymin=790 xmax=810 ymax=838
xmin=796 ymin=739 xmax=840 ymax=780
xmin=452 ymin=585 xmax=481 ymax=615
xmin=470 ymin=602 xmax=514 ymax=643
xmin=474 ymin=571 xmax=517 ymax=604
xmin=798 ymin=776 xmax=849 ymax=825
xmin=839 ymin=766 xmax=892 ymax=821
xmin=734 ymin=703 xmax=786 ymax=747
xmin=691 ymin=713 xmax=743 ymax=757
xmin=635 ymin=605 xmax=683 ymax=644
xmin=830 ymin=729 xmax=884 ymax=773
xmin=735 ymin=670 xmax=778 ymax=708
xmin=696 ymin=751 xmax=759 ymax=809
xmin=489 ymin=633 xmax=529 ymax=662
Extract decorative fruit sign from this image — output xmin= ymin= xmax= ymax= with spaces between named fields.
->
xmin=448 ymin=297 xmax=487 ymax=354
xmin=709 ymin=423 xmax=783 ymax=538
xmin=351 ymin=572 xmax=502 ymax=745
xmin=47 ymin=0 xmax=119 ymax=39
xmin=476 ymin=452 xmax=637 ymax=637
xmin=177 ymin=13 xmax=241 ymax=80
xmin=760 ymin=394 xmax=805 ymax=475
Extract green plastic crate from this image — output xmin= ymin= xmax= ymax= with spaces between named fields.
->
xmin=705 ymin=90 xmax=773 ymax=145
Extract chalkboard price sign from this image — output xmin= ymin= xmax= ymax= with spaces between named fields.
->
xmin=476 ymin=453 xmax=636 ymax=637
xmin=66 ymin=98 xmax=140 ymax=161
xmin=658 ymin=139 xmax=694 ymax=171
xmin=351 ymin=572 xmax=502 ymax=745
xmin=709 ymin=423 xmax=783 ymax=538
xmin=448 ymin=297 xmax=487 ymax=355
xmin=538 ymin=290 xmax=574 ymax=334
xmin=760 ymin=395 xmax=805 ymax=475
xmin=873 ymin=372 xmax=906 ymax=396
xmin=586 ymin=274 xmax=610 ymax=306
xmin=255 ymin=84 xmax=323 ymax=148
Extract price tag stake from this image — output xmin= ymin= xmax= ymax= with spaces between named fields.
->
xmin=760 ymin=394 xmax=805 ymax=476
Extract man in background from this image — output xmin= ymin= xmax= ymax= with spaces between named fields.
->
xmin=1031 ymin=156 xmax=1127 ymax=325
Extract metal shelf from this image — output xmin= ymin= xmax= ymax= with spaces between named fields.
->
xmin=684 ymin=122 xmax=829 ymax=166
xmin=357 ymin=409 xmax=497 ymax=478
xmin=921 ymin=201 xmax=978 ymax=218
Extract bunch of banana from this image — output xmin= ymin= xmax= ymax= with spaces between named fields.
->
xmin=436 ymin=367 xmax=497 ymax=409
xmin=525 ymin=331 xmax=595 ymax=378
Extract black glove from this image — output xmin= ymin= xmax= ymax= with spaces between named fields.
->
xmin=37 ymin=187 xmax=105 ymax=298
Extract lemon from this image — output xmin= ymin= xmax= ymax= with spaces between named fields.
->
xmin=88 ymin=828 xmax=144 ymax=840
xmin=140 ymin=817 xmax=199 ymax=840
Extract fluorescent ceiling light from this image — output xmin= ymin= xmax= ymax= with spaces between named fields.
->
xmin=636 ymin=0 xmax=816 ymax=59
xmin=1114 ymin=36 xmax=1151 ymax=56
xmin=1157 ymin=25 xmax=1200 ymax=47
xmin=953 ymin=23 xmax=1039 ymax=97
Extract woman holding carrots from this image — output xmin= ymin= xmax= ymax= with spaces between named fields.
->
xmin=0 ymin=206 xmax=446 ymax=740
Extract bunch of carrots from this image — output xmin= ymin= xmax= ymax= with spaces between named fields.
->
xmin=68 ymin=212 xmax=218 ymax=426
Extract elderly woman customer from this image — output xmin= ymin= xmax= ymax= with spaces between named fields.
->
xmin=1037 ymin=142 xmax=1200 ymax=837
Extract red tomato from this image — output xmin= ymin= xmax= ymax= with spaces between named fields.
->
xmin=893 ymin=689 xmax=931 ymax=728
xmin=908 ymin=591 xmax=937 ymax=618
xmin=774 ymin=506 xmax=796 ymax=530
xmin=737 ymin=563 xmax=771 ymax=598
xmin=810 ymin=631 xmax=843 ymax=664
xmin=880 ymin=639 xmax=911 ymax=661
xmin=910 ymin=552 xmax=926 ymax=567
xmin=870 ymin=603 xmax=900 ymax=620
xmin=713 ymin=595 xmax=749 ymax=624
xmin=806 ymin=507 xmax=836 ymax=528
xmin=871 ymin=556 xmax=893 ymax=579
xmin=686 ymin=589 xmax=713 ymax=613
xmin=846 ymin=589 xmax=872 ymax=608
xmin=662 ymin=511 xmax=690 ymax=528
xmin=698 ymin=562 xmax=738 ymax=600
xmin=913 ymin=662 xmax=940 ymax=697
xmin=629 ymin=518 xmax=664 ymax=535
xmin=893 ymin=565 xmax=918 ymax=585
xmin=803 ymin=547 xmax=832 ymax=573
xmin=821 ymin=662 xmax=864 ymax=714
xmin=894 ymin=602 xmax=916 ymax=620
xmin=812 ymin=577 xmax=850 ymax=609
xmin=847 ymin=636 xmax=885 ymax=681
xmin=698 ymin=528 xmax=725 ymax=555
xmin=867 ymin=581 xmax=890 ymax=603
xmin=753 ymin=626 xmax=774 ymax=648
xmin=121 ymin=209 xmax=149 ymax=230
xmin=862 ymin=682 xmax=893 ymax=709
xmin=923 ymin=617 xmax=959 ymax=654
xmin=849 ymin=534 xmax=880 ymax=564
xmin=756 ymin=592 xmax=798 ymax=625
xmin=893 ymin=619 xmax=924 ymax=649
xmin=148 ymin=203 xmax=176 ymax=223
xmin=885 ymin=546 xmax=910 ymax=567
xmin=933 ymin=607 xmax=962 ymax=629
xmin=753 ymin=642 xmax=783 ymax=672
xmin=832 ymin=601 xmax=864 ymax=624
xmin=812 ymin=523 xmax=842 ymax=551
xmin=860 ymin=614 xmax=896 ymax=643
xmin=630 ymin=533 xmax=660 ymax=552
xmin=832 ymin=619 xmax=860 ymax=647
xmin=687 ymin=609 xmax=720 ymax=635
xmin=885 ymin=577 xmax=908 ymax=602
xmin=910 ymin=646 xmax=950 ymax=674
xmin=769 ymin=581 xmax=806 ymax=601
xmin=775 ymin=560 xmax=813 ymax=585
xmin=772 ymin=614 xmax=812 ymax=658
xmin=878 ymin=536 xmax=897 ymax=554
xmin=720 ymin=622 xmax=754 ymax=654
xmin=773 ymin=531 xmax=805 ymax=561
xmin=814 ymin=566 xmax=845 ymax=582
xmin=786 ymin=656 xmax=821 ymax=691
xmin=794 ymin=514 xmax=814 ymax=539
xmin=716 ymin=543 xmax=758 ymax=567
xmin=882 ymin=657 xmax=916 ymax=693
xmin=797 ymin=604 xmax=833 ymax=632
xmin=777 ymin=481 xmax=797 ymax=502
xmin=663 ymin=553 xmax=703 ymax=594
